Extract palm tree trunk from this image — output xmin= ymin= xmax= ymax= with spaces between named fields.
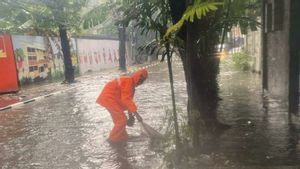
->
xmin=185 ymin=18 xmax=222 ymax=147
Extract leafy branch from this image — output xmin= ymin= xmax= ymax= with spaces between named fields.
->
xmin=164 ymin=0 xmax=223 ymax=39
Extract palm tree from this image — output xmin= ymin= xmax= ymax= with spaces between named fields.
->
xmin=119 ymin=0 xmax=261 ymax=147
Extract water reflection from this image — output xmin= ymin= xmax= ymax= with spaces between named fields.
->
xmin=217 ymin=62 xmax=300 ymax=166
xmin=1 ymin=62 xmax=300 ymax=168
xmin=287 ymin=118 xmax=300 ymax=162
xmin=109 ymin=143 xmax=131 ymax=169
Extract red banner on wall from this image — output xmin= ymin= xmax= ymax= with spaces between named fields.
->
xmin=0 ymin=35 xmax=19 ymax=93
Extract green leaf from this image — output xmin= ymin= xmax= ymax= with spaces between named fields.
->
xmin=164 ymin=1 xmax=223 ymax=39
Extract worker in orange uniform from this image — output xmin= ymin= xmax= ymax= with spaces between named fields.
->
xmin=96 ymin=69 xmax=148 ymax=143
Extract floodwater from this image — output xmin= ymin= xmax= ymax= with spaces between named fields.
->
xmin=0 ymin=62 xmax=186 ymax=169
xmin=217 ymin=60 xmax=300 ymax=167
xmin=0 ymin=59 xmax=299 ymax=169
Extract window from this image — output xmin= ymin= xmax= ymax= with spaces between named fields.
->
xmin=273 ymin=0 xmax=284 ymax=31
xmin=265 ymin=0 xmax=284 ymax=33
xmin=265 ymin=3 xmax=273 ymax=33
xmin=27 ymin=47 xmax=35 ymax=52
xmin=39 ymin=67 xmax=44 ymax=72
xmin=28 ymin=56 xmax=37 ymax=61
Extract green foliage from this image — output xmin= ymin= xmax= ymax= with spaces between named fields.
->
xmin=117 ymin=0 xmax=173 ymax=60
xmin=121 ymin=0 xmax=171 ymax=34
xmin=164 ymin=1 xmax=223 ymax=39
xmin=51 ymin=70 xmax=65 ymax=79
xmin=232 ymin=50 xmax=250 ymax=71
xmin=82 ymin=2 xmax=110 ymax=29
xmin=164 ymin=0 xmax=261 ymax=41
xmin=81 ymin=1 xmax=137 ymax=36
xmin=220 ymin=0 xmax=261 ymax=34
xmin=116 ymin=0 xmax=261 ymax=59
xmin=0 ymin=0 xmax=31 ymax=33
xmin=0 ymin=0 xmax=87 ymax=35
xmin=14 ymin=48 xmax=25 ymax=59
xmin=0 ymin=0 xmax=119 ymax=36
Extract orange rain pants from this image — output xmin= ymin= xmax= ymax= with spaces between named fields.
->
xmin=105 ymin=102 xmax=128 ymax=142
xmin=96 ymin=69 xmax=148 ymax=142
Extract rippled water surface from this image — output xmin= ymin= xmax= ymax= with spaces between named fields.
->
xmin=0 ymin=62 xmax=186 ymax=169
xmin=217 ymin=62 xmax=300 ymax=166
xmin=0 ymin=60 xmax=299 ymax=168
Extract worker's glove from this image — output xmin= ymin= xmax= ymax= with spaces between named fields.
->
xmin=127 ymin=113 xmax=135 ymax=127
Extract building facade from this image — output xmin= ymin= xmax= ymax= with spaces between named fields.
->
xmin=262 ymin=0 xmax=300 ymax=114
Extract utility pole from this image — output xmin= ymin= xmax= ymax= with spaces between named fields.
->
xmin=118 ymin=25 xmax=126 ymax=71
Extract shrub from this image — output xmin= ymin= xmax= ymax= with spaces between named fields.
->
xmin=232 ymin=50 xmax=250 ymax=71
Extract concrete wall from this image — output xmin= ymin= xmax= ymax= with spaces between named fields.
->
xmin=264 ymin=0 xmax=290 ymax=99
xmin=76 ymin=38 xmax=122 ymax=74
xmin=245 ymin=26 xmax=262 ymax=73
xmin=8 ymin=34 xmax=132 ymax=86
xmin=11 ymin=35 xmax=79 ymax=85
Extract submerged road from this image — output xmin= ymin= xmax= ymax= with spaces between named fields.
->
xmin=0 ymin=60 xmax=299 ymax=168
xmin=0 ymin=62 xmax=186 ymax=169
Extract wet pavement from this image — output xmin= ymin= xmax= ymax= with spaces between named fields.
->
xmin=0 ymin=79 xmax=72 ymax=109
xmin=0 ymin=95 xmax=20 ymax=108
xmin=216 ymin=60 xmax=300 ymax=167
xmin=0 ymin=64 xmax=148 ymax=109
xmin=0 ymin=59 xmax=300 ymax=168
xmin=0 ymin=62 xmax=184 ymax=169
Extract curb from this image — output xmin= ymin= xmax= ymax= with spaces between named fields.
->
xmin=0 ymin=87 xmax=77 ymax=112
xmin=126 ymin=62 xmax=161 ymax=74
xmin=0 ymin=61 xmax=165 ymax=112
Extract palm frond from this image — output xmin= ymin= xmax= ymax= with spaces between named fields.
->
xmin=82 ymin=3 xmax=109 ymax=29
xmin=164 ymin=1 xmax=223 ymax=39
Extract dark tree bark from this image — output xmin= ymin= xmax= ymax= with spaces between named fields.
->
xmin=59 ymin=25 xmax=74 ymax=83
xmin=168 ymin=0 xmax=230 ymax=148
xmin=185 ymin=19 xmax=223 ymax=148
xmin=119 ymin=26 xmax=127 ymax=71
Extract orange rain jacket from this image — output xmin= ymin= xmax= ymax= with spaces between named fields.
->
xmin=96 ymin=69 xmax=148 ymax=142
xmin=97 ymin=69 xmax=148 ymax=113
